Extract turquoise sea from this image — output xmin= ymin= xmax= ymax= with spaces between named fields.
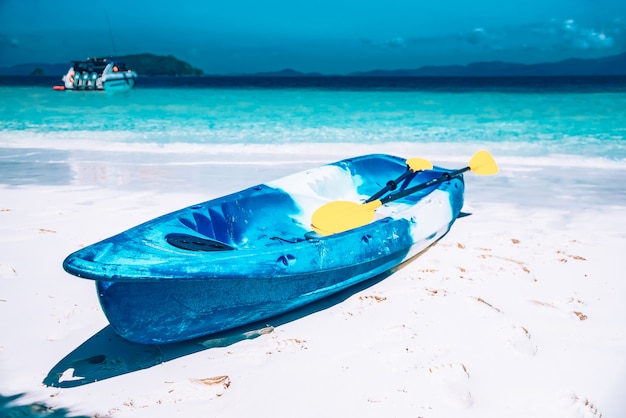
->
xmin=1 ymin=75 xmax=625 ymax=189
xmin=1 ymin=76 xmax=626 ymax=417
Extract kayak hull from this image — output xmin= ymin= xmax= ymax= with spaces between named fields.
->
xmin=63 ymin=154 xmax=465 ymax=344
xmin=96 ymin=247 xmax=416 ymax=344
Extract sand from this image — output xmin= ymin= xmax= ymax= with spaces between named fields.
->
xmin=1 ymin=151 xmax=625 ymax=417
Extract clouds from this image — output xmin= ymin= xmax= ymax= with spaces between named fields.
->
xmin=361 ymin=37 xmax=408 ymax=50
xmin=361 ymin=18 xmax=626 ymax=65
xmin=528 ymin=18 xmax=621 ymax=51
xmin=1 ymin=0 xmax=625 ymax=73
xmin=454 ymin=20 xmax=618 ymax=52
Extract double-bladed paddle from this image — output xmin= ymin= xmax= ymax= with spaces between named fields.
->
xmin=365 ymin=157 xmax=433 ymax=203
xmin=311 ymin=150 xmax=498 ymax=235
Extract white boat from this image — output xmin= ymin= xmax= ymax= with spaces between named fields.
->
xmin=57 ymin=57 xmax=137 ymax=92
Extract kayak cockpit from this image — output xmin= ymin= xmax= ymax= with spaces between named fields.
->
xmin=163 ymin=159 xmax=456 ymax=252
xmin=168 ymin=186 xmax=311 ymax=251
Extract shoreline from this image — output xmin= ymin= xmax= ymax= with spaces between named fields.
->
xmin=1 ymin=145 xmax=625 ymax=191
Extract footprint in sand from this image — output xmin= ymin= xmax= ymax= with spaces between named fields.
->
xmin=543 ymin=393 xmax=603 ymax=418
xmin=497 ymin=325 xmax=538 ymax=357
xmin=566 ymin=395 xmax=603 ymax=418
xmin=188 ymin=375 xmax=231 ymax=399
xmin=114 ymin=375 xmax=232 ymax=411
xmin=0 ymin=264 xmax=18 ymax=279
xmin=469 ymin=296 xmax=502 ymax=316
xmin=529 ymin=298 xmax=589 ymax=321
xmin=427 ymin=363 xmax=473 ymax=408
xmin=341 ymin=293 xmax=388 ymax=317
xmin=262 ymin=335 xmax=308 ymax=355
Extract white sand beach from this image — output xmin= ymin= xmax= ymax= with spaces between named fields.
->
xmin=1 ymin=149 xmax=625 ymax=417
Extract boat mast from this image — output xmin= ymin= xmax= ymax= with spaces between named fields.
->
xmin=103 ymin=9 xmax=118 ymax=58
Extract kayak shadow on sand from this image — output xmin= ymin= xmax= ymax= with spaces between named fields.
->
xmin=43 ymin=270 xmax=394 ymax=388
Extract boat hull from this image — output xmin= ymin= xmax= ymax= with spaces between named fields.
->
xmin=60 ymin=57 xmax=137 ymax=92
xmin=63 ymin=154 xmax=465 ymax=344
xmin=102 ymin=73 xmax=136 ymax=92
xmin=96 ymin=248 xmax=415 ymax=344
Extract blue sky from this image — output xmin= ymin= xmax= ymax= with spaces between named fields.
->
xmin=1 ymin=0 xmax=625 ymax=74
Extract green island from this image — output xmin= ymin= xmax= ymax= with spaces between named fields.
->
xmin=114 ymin=53 xmax=204 ymax=76
xmin=18 ymin=53 xmax=204 ymax=77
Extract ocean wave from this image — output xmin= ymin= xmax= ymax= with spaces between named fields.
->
xmin=1 ymin=134 xmax=624 ymax=170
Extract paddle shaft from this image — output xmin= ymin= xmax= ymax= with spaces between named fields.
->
xmin=379 ymin=166 xmax=470 ymax=205
xmin=365 ymin=169 xmax=416 ymax=203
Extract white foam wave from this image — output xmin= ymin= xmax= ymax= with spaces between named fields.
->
xmin=1 ymin=136 xmax=624 ymax=171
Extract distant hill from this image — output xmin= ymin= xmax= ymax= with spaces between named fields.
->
xmin=2 ymin=51 xmax=625 ymax=77
xmin=0 ymin=53 xmax=204 ymax=76
xmin=350 ymin=52 xmax=626 ymax=77
xmin=115 ymin=53 xmax=204 ymax=76
xmin=244 ymin=68 xmax=324 ymax=77
xmin=0 ymin=62 xmax=70 ymax=76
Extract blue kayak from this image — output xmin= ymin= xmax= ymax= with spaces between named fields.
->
xmin=63 ymin=154 xmax=467 ymax=344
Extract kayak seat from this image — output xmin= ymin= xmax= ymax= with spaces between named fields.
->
xmin=217 ymin=191 xmax=308 ymax=246
xmin=174 ymin=188 xmax=308 ymax=249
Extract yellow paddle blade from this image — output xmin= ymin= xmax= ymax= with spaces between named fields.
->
xmin=469 ymin=150 xmax=499 ymax=175
xmin=311 ymin=200 xmax=382 ymax=236
xmin=406 ymin=158 xmax=433 ymax=172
